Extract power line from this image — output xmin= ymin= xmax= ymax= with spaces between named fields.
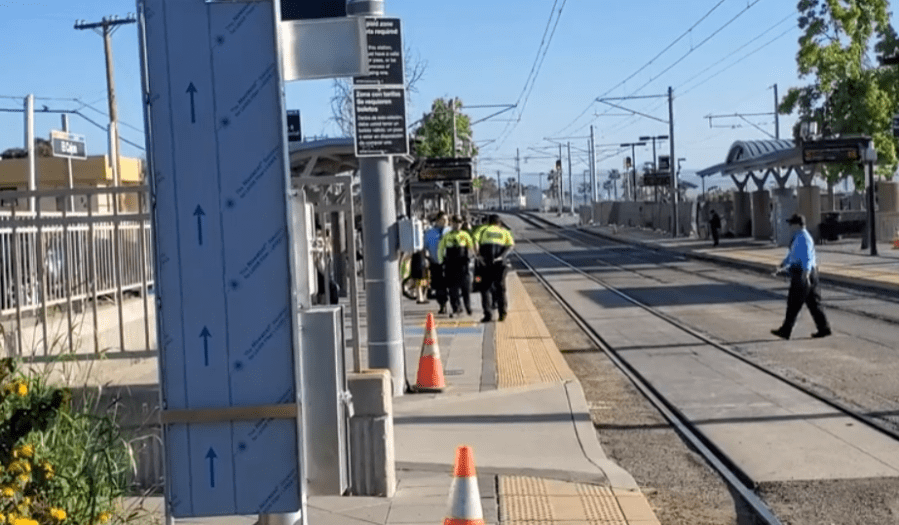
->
xmin=488 ymin=0 xmax=568 ymax=152
xmin=554 ymin=0 xmax=729 ymax=136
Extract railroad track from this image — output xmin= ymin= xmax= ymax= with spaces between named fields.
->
xmin=508 ymin=211 xmax=899 ymax=525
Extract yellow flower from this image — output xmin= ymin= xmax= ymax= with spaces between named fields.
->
xmin=12 ymin=518 xmax=38 ymax=525
xmin=96 ymin=512 xmax=111 ymax=523
xmin=0 ymin=485 xmax=14 ymax=497
xmin=49 ymin=508 xmax=66 ymax=521
xmin=14 ymin=382 xmax=27 ymax=397
xmin=15 ymin=473 xmax=29 ymax=484
xmin=12 ymin=445 xmax=33 ymax=459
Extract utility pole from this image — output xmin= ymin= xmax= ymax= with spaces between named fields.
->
xmin=497 ymin=170 xmax=503 ymax=210
xmin=567 ymin=142 xmax=573 ymax=213
xmin=516 ymin=148 xmax=521 ymax=208
xmin=557 ymin=144 xmax=563 ymax=215
xmin=668 ymin=86 xmax=678 ymax=238
xmin=451 ymin=97 xmax=461 ymax=214
xmin=62 ymin=114 xmax=75 ymax=212
xmin=75 ymin=15 xmax=137 ymax=192
xmin=25 ymin=94 xmax=36 ymax=212
xmin=773 ymin=83 xmax=780 ymax=139
xmin=589 ymin=125 xmax=596 ymax=202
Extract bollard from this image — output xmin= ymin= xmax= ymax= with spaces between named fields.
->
xmin=348 ymin=369 xmax=396 ymax=496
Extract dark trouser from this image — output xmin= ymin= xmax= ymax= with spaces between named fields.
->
xmin=480 ymin=263 xmax=507 ymax=318
xmin=445 ymin=260 xmax=471 ymax=314
xmin=778 ymin=267 xmax=830 ymax=336
xmin=711 ymin=226 xmax=720 ymax=246
xmin=428 ymin=258 xmax=447 ymax=307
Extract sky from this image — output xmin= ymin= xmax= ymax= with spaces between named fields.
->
xmin=1 ymin=0 xmax=895 ymax=195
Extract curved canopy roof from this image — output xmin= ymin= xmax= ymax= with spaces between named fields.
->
xmin=697 ymin=138 xmax=801 ymax=177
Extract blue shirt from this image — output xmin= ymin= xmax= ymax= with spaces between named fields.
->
xmin=425 ymin=226 xmax=449 ymax=261
xmin=782 ymin=228 xmax=816 ymax=271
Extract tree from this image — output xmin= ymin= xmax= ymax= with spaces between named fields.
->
xmin=411 ymin=98 xmax=477 ymax=158
xmin=1 ymin=138 xmax=53 ymax=159
xmin=329 ymin=46 xmax=428 ymax=137
xmin=780 ymin=0 xmax=899 ymax=185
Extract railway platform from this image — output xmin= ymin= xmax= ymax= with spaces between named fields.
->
xmin=109 ymin=268 xmax=659 ymax=523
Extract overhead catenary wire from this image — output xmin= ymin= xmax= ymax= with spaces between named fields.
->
xmin=553 ymin=0 xmax=729 ymax=136
xmin=488 ymin=0 xmax=568 ymax=152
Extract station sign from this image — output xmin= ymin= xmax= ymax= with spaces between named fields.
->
xmin=353 ymin=87 xmax=408 ymax=156
xmin=457 ymin=180 xmax=472 ymax=194
xmin=354 ymin=18 xmax=403 ymax=86
xmin=287 ymin=110 xmax=302 ymax=142
xmin=352 ymin=17 xmax=407 ymax=157
xmin=802 ymin=137 xmax=871 ymax=164
xmin=49 ymin=130 xmax=86 ymax=160
xmin=643 ymin=172 xmax=671 ymax=187
xmin=418 ymin=157 xmax=473 ymax=182
xmin=141 ymin=0 xmax=301 ymax=517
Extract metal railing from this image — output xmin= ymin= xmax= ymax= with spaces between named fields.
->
xmin=0 ymin=186 xmax=154 ymax=356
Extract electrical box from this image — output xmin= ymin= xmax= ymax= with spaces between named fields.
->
xmin=397 ymin=217 xmax=423 ymax=253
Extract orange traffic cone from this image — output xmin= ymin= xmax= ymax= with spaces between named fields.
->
xmin=415 ymin=312 xmax=446 ymax=392
xmin=444 ymin=446 xmax=484 ymax=525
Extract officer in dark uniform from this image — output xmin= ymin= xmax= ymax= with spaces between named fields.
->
xmin=438 ymin=215 xmax=475 ymax=317
xmin=475 ymin=214 xmax=515 ymax=322
xmin=771 ymin=213 xmax=832 ymax=339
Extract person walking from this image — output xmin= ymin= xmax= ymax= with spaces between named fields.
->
xmin=425 ymin=212 xmax=450 ymax=314
xmin=771 ymin=213 xmax=832 ymax=340
xmin=709 ymin=210 xmax=721 ymax=246
xmin=438 ymin=215 xmax=475 ymax=317
xmin=475 ymin=214 xmax=515 ymax=322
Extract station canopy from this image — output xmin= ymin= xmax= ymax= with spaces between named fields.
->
xmin=288 ymin=137 xmax=413 ymax=177
xmin=697 ymin=138 xmax=802 ymax=178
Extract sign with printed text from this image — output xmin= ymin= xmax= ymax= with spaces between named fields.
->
xmin=141 ymin=0 xmax=301 ymax=517
xmin=49 ymin=130 xmax=86 ymax=160
xmin=353 ymin=87 xmax=408 ymax=156
xmin=354 ymin=18 xmax=403 ymax=86
xmin=802 ymin=137 xmax=870 ymax=164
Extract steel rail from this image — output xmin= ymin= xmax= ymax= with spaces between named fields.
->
xmin=510 ymin=226 xmax=784 ymax=525
xmin=516 ymin=211 xmax=899 ymax=440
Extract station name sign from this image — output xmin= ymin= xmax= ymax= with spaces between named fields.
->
xmin=417 ymin=157 xmax=473 ymax=182
xmin=49 ymin=130 xmax=86 ymax=160
xmin=642 ymin=171 xmax=670 ymax=187
xmin=802 ymin=137 xmax=872 ymax=164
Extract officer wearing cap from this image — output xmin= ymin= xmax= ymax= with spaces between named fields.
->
xmin=474 ymin=214 xmax=515 ymax=322
xmin=771 ymin=213 xmax=832 ymax=339
xmin=438 ymin=215 xmax=475 ymax=317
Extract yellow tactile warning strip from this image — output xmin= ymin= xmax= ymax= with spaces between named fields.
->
xmin=496 ymin=273 xmax=578 ymax=388
xmin=493 ymin=273 xmax=661 ymax=525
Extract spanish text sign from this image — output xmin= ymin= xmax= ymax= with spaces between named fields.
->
xmin=354 ymin=87 xmax=408 ymax=156
xmin=140 ymin=0 xmax=300 ymax=517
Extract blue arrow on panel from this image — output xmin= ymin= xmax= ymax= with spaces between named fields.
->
xmin=199 ymin=326 xmax=211 ymax=366
xmin=193 ymin=205 xmax=205 ymax=246
xmin=186 ymin=82 xmax=198 ymax=124
xmin=206 ymin=447 xmax=217 ymax=488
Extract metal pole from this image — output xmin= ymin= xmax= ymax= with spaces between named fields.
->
xmin=497 ymin=170 xmax=502 ymax=210
xmin=669 ymin=86 xmax=678 ymax=238
xmin=631 ymin=144 xmax=638 ymax=201
xmin=868 ymin=160 xmax=877 ymax=256
xmin=589 ymin=125 xmax=596 ymax=202
xmin=558 ymin=144 xmax=563 ymax=215
xmin=25 ymin=95 xmax=35 ymax=212
xmin=516 ymin=148 xmax=521 ymax=207
xmin=62 ymin=115 xmax=76 ymax=211
xmin=349 ymin=0 xmax=403 ymax=396
xmin=567 ymin=142 xmax=573 ymax=213
xmin=773 ymin=83 xmax=780 ymax=140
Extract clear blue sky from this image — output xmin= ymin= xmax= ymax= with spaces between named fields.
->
xmin=1 ymin=0 xmax=895 ymax=192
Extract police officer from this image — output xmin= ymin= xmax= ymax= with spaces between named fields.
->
xmin=438 ymin=215 xmax=475 ymax=317
xmin=771 ymin=213 xmax=832 ymax=340
xmin=475 ymin=214 xmax=514 ymax=322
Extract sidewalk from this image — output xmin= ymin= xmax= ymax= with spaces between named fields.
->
xmin=119 ymin=271 xmax=659 ymax=524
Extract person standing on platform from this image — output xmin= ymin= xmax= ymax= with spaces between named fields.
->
xmin=709 ymin=210 xmax=722 ymax=247
xmin=425 ymin=212 xmax=450 ymax=314
xmin=475 ymin=214 xmax=515 ymax=322
xmin=771 ymin=213 xmax=832 ymax=340
xmin=438 ymin=215 xmax=475 ymax=317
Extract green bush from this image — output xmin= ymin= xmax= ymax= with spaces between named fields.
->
xmin=0 ymin=358 xmax=133 ymax=524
